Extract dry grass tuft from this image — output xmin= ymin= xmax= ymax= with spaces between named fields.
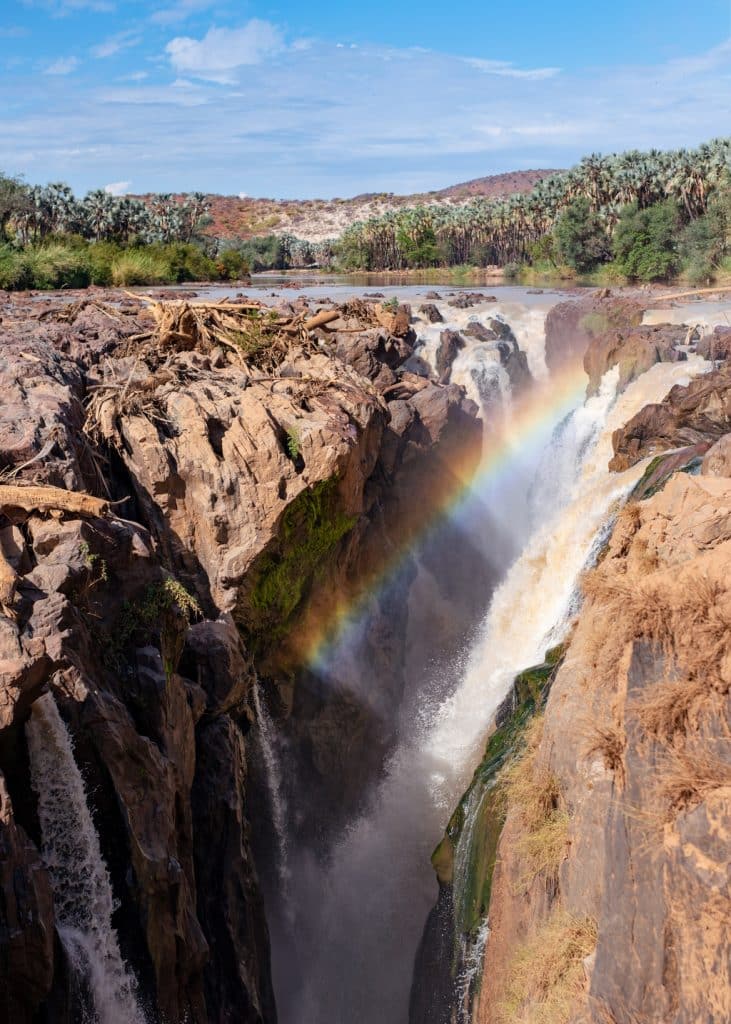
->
xmin=660 ymin=747 xmax=731 ymax=813
xmin=495 ymin=908 xmax=598 ymax=1024
xmin=582 ymin=566 xmax=731 ymax=721
xmin=499 ymin=716 xmax=570 ymax=891
xmin=585 ymin=723 xmax=626 ymax=784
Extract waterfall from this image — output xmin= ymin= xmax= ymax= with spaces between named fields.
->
xmin=252 ymin=682 xmax=292 ymax=905
xmin=287 ymin=333 xmax=710 ymax=1023
xmin=25 ymin=693 xmax=146 ymax=1024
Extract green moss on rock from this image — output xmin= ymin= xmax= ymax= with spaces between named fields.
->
xmin=433 ymin=645 xmax=565 ymax=944
xmin=245 ymin=477 xmax=357 ymax=644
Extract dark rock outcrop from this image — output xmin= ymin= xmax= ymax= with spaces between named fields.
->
xmin=610 ymin=365 xmax=731 ymax=471
xmin=436 ymin=330 xmax=464 ymax=383
xmin=697 ymin=325 xmax=731 ymax=362
xmin=544 ymin=294 xmax=644 ymax=377
xmin=585 ymin=322 xmax=687 ymax=395
xmin=419 ymin=304 xmax=444 ymax=324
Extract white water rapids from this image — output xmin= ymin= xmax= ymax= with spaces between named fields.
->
xmin=266 ymin=296 xmax=711 ymax=1024
xmin=26 ymin=693 xmax=146 ymax=1024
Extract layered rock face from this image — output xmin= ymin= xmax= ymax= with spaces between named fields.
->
xmin=0 ymin=292 xmax=482 ymax=1023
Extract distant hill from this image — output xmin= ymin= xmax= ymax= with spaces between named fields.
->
xmin=203 ymin=169 xmax=560 ymax=243
xmin=435 ymin=169 xmax=561 ymax=200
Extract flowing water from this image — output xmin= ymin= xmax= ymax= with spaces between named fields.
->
xmin=263 ymin=292 xmax=711 ymax=1024
xmin=26 ymin=693 xmax=146 ymax=1024
xmin=252 ymin=682 xmax=292 ymax=909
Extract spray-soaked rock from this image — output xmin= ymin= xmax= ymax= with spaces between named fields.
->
xmin=436 ymin=329 xmax=465 ymax=383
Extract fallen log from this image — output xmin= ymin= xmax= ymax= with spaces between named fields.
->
xmin=0 ymin=485 xmax=111 ymax=518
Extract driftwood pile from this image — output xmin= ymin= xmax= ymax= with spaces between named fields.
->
xmin=129 ymin=294 xmax=341 ymax=371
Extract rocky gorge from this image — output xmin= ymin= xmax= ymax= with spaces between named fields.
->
xmin=0 ymin=282 xmax=729 ymax=1024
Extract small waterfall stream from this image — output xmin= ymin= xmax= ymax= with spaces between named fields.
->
xmin=26 ymin=693 xmax=145 ymax=1024
xmin=252 ymin=682 xmax=292 ymax=906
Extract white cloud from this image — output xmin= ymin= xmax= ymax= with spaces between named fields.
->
xmin=464 ymin=57 xmax=560 ymax=80
xmin=92 ymin=30 xmax=141 ymax=59
xmin=150 ymin=0 xmax=216 ymax=25
xmin=165 ymin=20 xmax=284 ymax=82
xmin=44 ymin=56 xmax=79 ymax=75
xmin=6 ymin=34 xmax=731 ymax=199
xmin=104 ymin=180 xmax=131 ymax=195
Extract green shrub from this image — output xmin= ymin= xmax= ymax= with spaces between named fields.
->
xmin=111 ymin=249 xmax=171 ymax=287
xmin=553 ymin=198 xmax=610 ymax=273
xmin=21 ymin=244 xmax=91 ymax=289
xmin=0 ymin=246 xmax=31 ymax=289
xmin=219 ymin=247 xmax=250 ymax=279
xmin=613 ymin=200 xmax=680 ymax=281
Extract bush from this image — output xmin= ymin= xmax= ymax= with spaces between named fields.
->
xmin=0 ymin=246 xmax=31 ymax=289
xmin=111 ymin=249 xmax=171 ymax=287
xmin=24 ymin=244 xmax=91 ymax=289
xmin=553 ymin=198 xmax=610 ymax=273
xmin=613 ymin=200 xmax=681 ymax=281
xmin=87 ymin=241 xmax=120 ymax=286
xmin=679 ymin=186 xmax=731 ymax=284
xmin=219 ymin=247 xmax=250 ymax=279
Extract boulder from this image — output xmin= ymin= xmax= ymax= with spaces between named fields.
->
xmin=610 ymin=366 xmax=731 ymax=471
xmin=435 ymin=330 xmax=464 ymax=383
xmin=702 ymin=434 xmax=731 ymax=476
xmin=419 ymin=304 xmax=444 ymax=324
xmin=697 ymin=326 xmax=731 ymax=362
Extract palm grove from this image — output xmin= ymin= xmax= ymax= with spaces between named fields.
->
xmin=336 ymin=138 xmax=731 ymax=282
xmin=0 ymin=182 xmax=248 ymax=289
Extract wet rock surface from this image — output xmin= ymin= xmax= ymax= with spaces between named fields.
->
xmin=610 ymin=365 xmax=731 ymax=471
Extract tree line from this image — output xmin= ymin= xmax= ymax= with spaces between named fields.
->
xmin=0 ymin=177 xmax=211 ymax=246
xmin=333 ymin=138 xmax=731 ymax=281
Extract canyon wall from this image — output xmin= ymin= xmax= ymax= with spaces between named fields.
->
xmin=0 ymin=292 xmax=481 ymax=1023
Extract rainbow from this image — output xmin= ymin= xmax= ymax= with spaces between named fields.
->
xmin=298 ymin=361 xmax=590 ymax=671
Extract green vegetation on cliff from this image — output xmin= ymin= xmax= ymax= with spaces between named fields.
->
xmin=432 ymin=646 xmax=565 ymax=945
xmin=245 ymin=478 xmax=357 ymax=646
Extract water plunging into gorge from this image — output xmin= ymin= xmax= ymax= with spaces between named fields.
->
xmin=253 ymin=295 xmax=711 ymax=1024
xmin=26 ymin=693 xmax=146 ymax=1024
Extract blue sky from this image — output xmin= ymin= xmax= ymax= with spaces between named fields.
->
xmin=1 ymin=0 xmax=730 ymax=197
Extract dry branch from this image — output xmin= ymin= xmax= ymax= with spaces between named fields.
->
xmin=0 ymin=485 xmax=110 ymax=518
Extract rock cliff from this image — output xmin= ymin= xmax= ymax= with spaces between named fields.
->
xmin=0 ymin=291 xmax=481 ymax=1023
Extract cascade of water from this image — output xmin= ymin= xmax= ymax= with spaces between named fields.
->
xmin=289 ymin=348 xmax=710 ymax=1024
xmin=25 ymin=693 xmax=146 ymax=1024
xmin=252 ymin=682 xmax=292 ymax=905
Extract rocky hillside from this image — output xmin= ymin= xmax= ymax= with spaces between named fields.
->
xmin=0 ymin=289 xmax=481 ymax=1023
xmin=203 ymin=170 xmax=559 ymax=242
